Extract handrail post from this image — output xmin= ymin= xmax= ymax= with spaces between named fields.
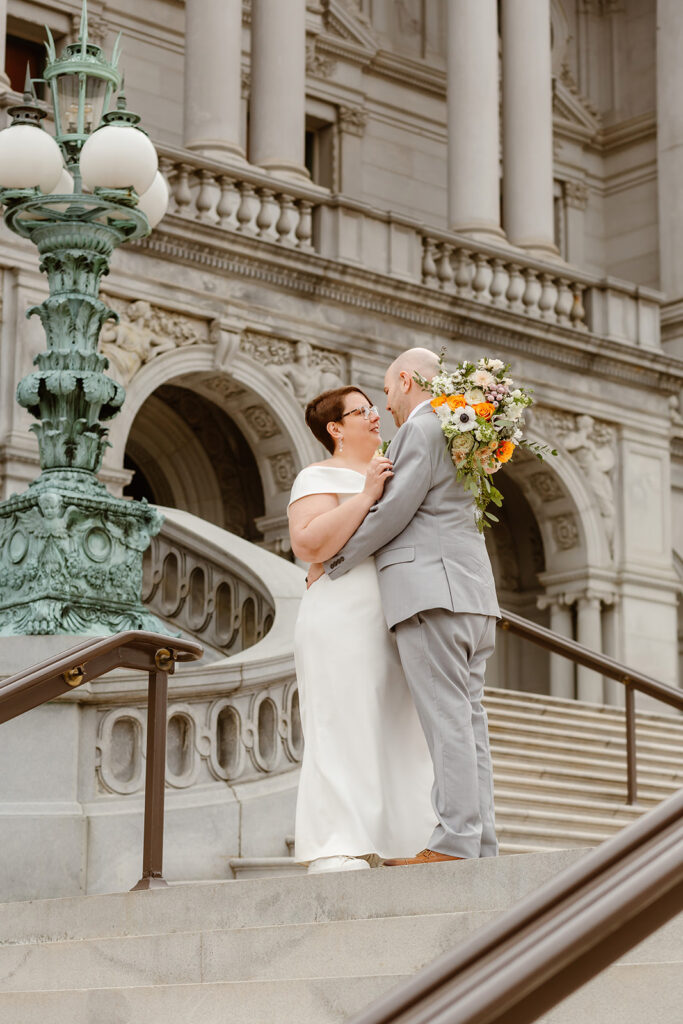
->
xmin=624 ymin=682 xmax=638 ymax=806
xmin=131 ymin=662 xmax=170 ymax=890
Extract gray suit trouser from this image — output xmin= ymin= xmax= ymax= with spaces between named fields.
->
xmin=394 ymin=610 xmax=498 ymax=859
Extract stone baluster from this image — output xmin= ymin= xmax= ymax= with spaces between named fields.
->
xmin=505 ymin=264 xmax=526 ymax=312
xmin=435 ymin=243 xmax=455 ymax=291
xmin=195 ymin=170 xmax=217 ymax=223
xmin=489 ymin=259 xmax=510 ymax=307
xmin=295 ymin=200 xmax=314 ymax=250
xmin=446 ymin=0 xmax=503 ymax=240
xmin=555 ymin=278 xmax=573 ymax=326
xmin=539 ymin=273 xmax=558 ymax=322
xmin=216 ymin=177 xmax=240 ymax=229
xmin=571 ymin=284 xmax=587 ymax=329
xmin=250 ymin=0 xmax=309 ymax=180
xmin=453 ymin=249 xmax=474 ymax=297
xmin=256 ymin=188 xmax=280 ymax=241
xmin=275 ymin=195 xmax=300 ymax=244
xmin=501 ymin=0 xmax=557 ymax=254
xmin=158 ymin=158 xmax=177 ymax=213
xmin=422 ymin=239 xmax=438 ymax=285
xmin=173 ymin=165 xmax=194 ymax=216
xmin=472 ymin=253 xmax=493 ymax=302
xmin=575 ymin=593 xmax=603 ymax=703
xmin=236 ymin=183 xmax=260 ymax=234
xmin=184 ymin=0 xmax=245 ymax=161
xmin=522 ymin=268 xmax=542 ymax=317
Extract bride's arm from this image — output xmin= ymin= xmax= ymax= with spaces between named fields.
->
xmin=288 ymin=459 xmax=392 ymax=564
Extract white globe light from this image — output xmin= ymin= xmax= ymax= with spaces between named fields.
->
xmin=137 ymin=171 xmax=169 ymax=228
xmin=79 ymin=125 xmax=158 ymax=195
xmin=0 ymin=124 xmax=63 ymax=193
xmin=49 ymin=167 xmax=74 ymax=195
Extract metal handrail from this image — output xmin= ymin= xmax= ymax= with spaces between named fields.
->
xmin=0 ymin=630 xmax=203 ymax=891
xmin=497 ymin=608 xmax=683 ymax=805
xmin=348 ymin=788 xmax=683 ymax=1024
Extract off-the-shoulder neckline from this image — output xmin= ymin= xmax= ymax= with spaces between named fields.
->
xmin=304 ymin=464 xmax=365 ymax=476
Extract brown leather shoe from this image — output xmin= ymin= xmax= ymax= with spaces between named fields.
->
xmin=383 ymin=849 xmax=464 ymax=866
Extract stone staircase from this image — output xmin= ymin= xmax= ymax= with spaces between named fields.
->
xmin=0 ymin=849 xmax=680 ymax=1024
xmin=226 ymin=688 xmax=683 ymax=878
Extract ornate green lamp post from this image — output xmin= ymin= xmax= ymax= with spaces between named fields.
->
xmin=0 ymin=2 xmax=169 ymax=635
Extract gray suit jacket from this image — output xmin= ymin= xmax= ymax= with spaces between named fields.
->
xmin=324 ymin=404 xmax=500 ymax=629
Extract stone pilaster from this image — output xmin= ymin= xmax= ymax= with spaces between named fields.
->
xmin=446 ymin=0 xmax=503 ymax=240
xmin=0 ymin=0 xmax=10 ymax=93
xmin=575 ymin=593 xmax=603 ymax=703
xmin=250 ymin=0 xmax=309 ymax=180
xmin=501 ymin=0 xmax=557 ymax=255
xmin=184 ymin=0 xmax=245 ymax=161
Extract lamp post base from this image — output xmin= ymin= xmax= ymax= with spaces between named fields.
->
xmin=0 ymin=469 xmax=167 ymax=637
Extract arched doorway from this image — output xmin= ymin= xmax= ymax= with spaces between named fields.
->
xmin=124 ymin=383 xmax=265 ymax=541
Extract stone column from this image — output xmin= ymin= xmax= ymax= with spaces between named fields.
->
xmin=501 ymin=0 xmax=557 ymax=254
xmin=446 ymin=0 xmax=503 ymax=239
xmin=576 ymin=594 xmax=603 ymax=704
xmin=657 ymin=0 xmax=683 ymax=354
xmin=183 ymin=0 xmax=245 ymax=161
xmin=548 ymin=599 xmax=575 ymax=700
xmin=250 ymin=0 xmax=309 ymax=180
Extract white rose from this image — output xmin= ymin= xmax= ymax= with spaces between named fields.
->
xmin=464 ymin=387 xmax=486 ymax=404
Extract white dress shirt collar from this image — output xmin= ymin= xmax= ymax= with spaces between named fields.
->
xmin=406 ymin=399 xmax=432 ymax=422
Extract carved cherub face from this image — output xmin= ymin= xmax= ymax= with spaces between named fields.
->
xmin=38 ymin=490 xmax=63 ymax=519
xmin=128 ymin=300 xmax=151 ymax=323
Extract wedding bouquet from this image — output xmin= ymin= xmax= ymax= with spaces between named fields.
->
xmin=414 ymin=354 xmax=555 ymax=531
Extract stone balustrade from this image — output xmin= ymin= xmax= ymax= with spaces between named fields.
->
xmin=159 ymin=149 xmax=321 ymax=252
xmin=155 ymin=147 xmax=663 ymax=349
xmin=142 ymin=505 xmax=276 ymax=656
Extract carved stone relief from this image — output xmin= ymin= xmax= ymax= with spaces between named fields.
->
xmin=532 ymin=408 xmax=616 ymax=554
xmin=242 ymin=405 xmax=280 ymax=439
xmin=551 ymin=513 xmax=580 ymax=550
xmin=306 ymin=39 xmax=337 ymax=78
xmin=100 ymin=297 xmax=205 ymax=385
xmin=269 ymin=452 xmax=297 ymax=492
xmin=338 ymin=105 xmax=368 ymax=137
xmin=241 ymin=332 xmax=346 ymax=406
xmin=529 ymin=471 xmax=565 ymax=503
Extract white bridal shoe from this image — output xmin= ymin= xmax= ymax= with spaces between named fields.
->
xmin=307 ymin=856 xmax=371 ymax=874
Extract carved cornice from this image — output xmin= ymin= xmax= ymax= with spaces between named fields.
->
xmin=134 ymin=224 xmax=683 ymax=397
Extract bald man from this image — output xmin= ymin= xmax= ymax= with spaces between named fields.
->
xmin=325 ymin=347 xmax=500 ymax=864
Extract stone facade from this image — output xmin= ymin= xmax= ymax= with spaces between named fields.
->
xmin=0 ymin=0 xmax=682 ymax=896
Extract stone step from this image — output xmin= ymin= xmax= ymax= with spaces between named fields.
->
xmin=493 ymin=787 xmax=644 ymax=819
xmin=491 ymin=769 xmax=651 ymax=804
xmin=494 ymin=805 xmax=635 ymax=834
xmin=0 ymin=851 xmax=586 ymax=947
xmin=484 ymin=690 xmax=683 ymax=732
xmin=485 ymin=704 xmax=683 ymax=745
xmin=0 ymin=901 xmax=680 ymax=995
xmin=492 ymin=761 xmax=679 ymax=798
xmin=488 ymin=718 xmax=683 ymax=760
xmin=0 ymin=950 xmax=679 ymax=1024
xmin=490 ymin=747 xmax=683 ymax=785
xmin=490 ymin=734 xmax=683 ymax=772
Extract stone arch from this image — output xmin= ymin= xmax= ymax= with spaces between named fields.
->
xmin=485 ymin=435 xmax=608 ymax=695
xmin=104 ymin=346 xmax=321 ymax=550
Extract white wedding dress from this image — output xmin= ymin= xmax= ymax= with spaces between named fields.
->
xmin=289 ymin=464 xmax=436 ymax=864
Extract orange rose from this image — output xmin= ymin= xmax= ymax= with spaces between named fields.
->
xmin=496 ymin=440 xmax=515 ymax=463
xmin=446 ymin=394 xmax=467 ymax=410
xmin=473 ymin=402 xmax=496 ymax=421
xmin=431 ymin=395 xmax=447 ymax=408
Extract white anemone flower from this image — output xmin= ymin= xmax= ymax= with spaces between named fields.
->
xmin=454 ymin=406 xmax=477 ymax=432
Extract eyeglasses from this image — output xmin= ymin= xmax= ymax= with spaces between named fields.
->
xmin=340 ymin=404 xmax=379 ymax=421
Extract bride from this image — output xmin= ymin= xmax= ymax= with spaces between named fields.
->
xmin=288 ymin=385 xmax=435 ymax=873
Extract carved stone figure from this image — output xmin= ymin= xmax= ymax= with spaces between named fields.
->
xmin=561 ymin=414 xmax=616 ymax=551
xmin=100 ymin=299 xmax=202 ymax=384
xmin=275 ymin=341 xmax=345 ymax=407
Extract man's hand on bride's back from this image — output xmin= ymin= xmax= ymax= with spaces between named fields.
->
xmin=363 ymin=456 xmax=394 ymax=502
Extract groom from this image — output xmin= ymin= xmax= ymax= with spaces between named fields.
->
xmin=324 ymin=348 xmax=500 ymax=864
